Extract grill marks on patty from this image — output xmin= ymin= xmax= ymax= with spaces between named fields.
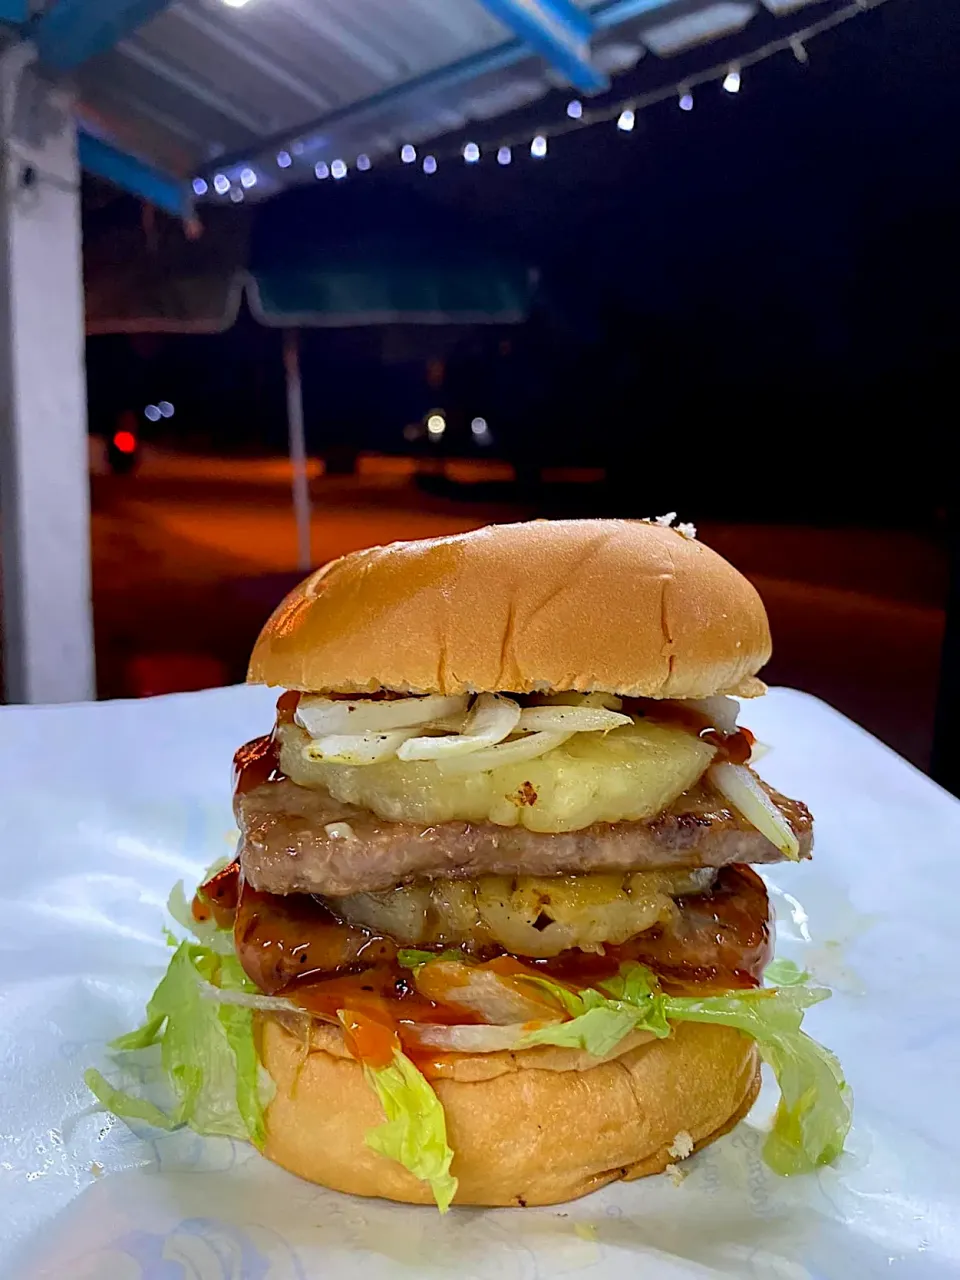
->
xmin=235 ymin=776 xmax=812 ymax=898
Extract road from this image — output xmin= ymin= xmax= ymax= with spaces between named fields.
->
xmin=90 ymin=451 xmax=946 ymax=768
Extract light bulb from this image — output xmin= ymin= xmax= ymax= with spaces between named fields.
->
xmin=314 ymin=162 xmax=329 ymax=180
xmin=426 ymin=413 xmax=446 ymax=437
xmin=423 ymin=155 xmax=437 ymax=174
xmin=470 ymin=417 xmax=488 ymax=436
xmin=566 ymin=100 xmax=582 ymax=119
xmin=229 ymin=187 xmax=244 ymax=202
xmin=679 ymin=92 xmax=694 ymax=112
xmin=497 ymin=146 xmax=512 ymax=165
xmin=331 ymin=159 xmax=347 ymax=179
xmin=213 ymin=173 xmax=229 ymax=194
xmin=531 ymin=135 xmax=547 ymax=158
xmin=722 ymin=69 xmax=741 ymax=94
xmin=240 ymin=167 xmax=257 ymax=188
xmin=276 ymin=150 xmax=292 ymax=168
xmin=617 ymin=109 xmax=635 ymax=132
xmin=463 ymin=142 xmax=480 ymax=163
xmin=401 ymin=144 xmax=416 ymax=164
xmin=192 ymin=177 xmax=208 ymax=195
xmin=356 ymin=154 xmax=371 ymax=171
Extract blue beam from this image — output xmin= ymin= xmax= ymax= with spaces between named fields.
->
xmin=33 ymin=0 xmax=173 ymax=71
xmin=78 ymin=130 xmax=188 ymax=218
xmin=202 ymin=0 xmax=678 ymax=176
xmin=473 ymin=0 xmax=607 ymax=92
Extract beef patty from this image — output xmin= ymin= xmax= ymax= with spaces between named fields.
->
xmin=236 ymin=776 xmax=812 ymax=897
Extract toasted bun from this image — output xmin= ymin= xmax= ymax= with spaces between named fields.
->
xmin=259 ymin=1017 xmax=760 ymax=1207
xmin=248 ymin=520 xmax=769 ymax=700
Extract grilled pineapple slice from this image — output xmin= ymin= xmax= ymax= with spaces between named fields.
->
xmin=279 ymin=720 xmax=714 ymax=833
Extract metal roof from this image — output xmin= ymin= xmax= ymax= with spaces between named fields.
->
xmin=5 ymin=0 xmax=823 ymax=213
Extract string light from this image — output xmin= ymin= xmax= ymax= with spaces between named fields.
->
xmin=240 ymin=167 xmax=257 ymax=188
xmin=196 ymin=0 xmax=881 ymax=199
xmin=356 ymin=153 xmax=371 ymax=171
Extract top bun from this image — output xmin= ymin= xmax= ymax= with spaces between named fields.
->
xmin=248 ymin=519 xmax=771 ymax=700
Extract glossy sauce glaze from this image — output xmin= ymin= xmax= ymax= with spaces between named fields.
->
xmin=195 ymin=861 xmax=769 ymax=1028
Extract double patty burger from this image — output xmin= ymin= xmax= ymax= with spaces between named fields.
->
xmin=90 ymin=519 xmax=851 ymax=1210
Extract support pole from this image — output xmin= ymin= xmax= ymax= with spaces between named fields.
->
xmin=0 ymin=45 xmax=95 ymax=702
xmin=282 ymin=327 xmax=312 ymax=573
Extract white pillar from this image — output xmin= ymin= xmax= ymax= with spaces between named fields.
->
xmin=282 ymin=327 xmax=312 ymax=573
xmin=0 ymin=44 xmax=94 ymax=703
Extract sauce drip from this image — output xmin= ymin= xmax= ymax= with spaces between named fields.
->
xmin=340 ymin=1008 xmax=400 ymax=1069
xmin=192 ymin=860 xmax=241 ymax=929
xmin=232 ymin=692 xmax=299 ymax=797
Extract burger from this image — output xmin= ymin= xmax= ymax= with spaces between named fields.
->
xmin=88 ymin=518 xmax=851 ymax=1210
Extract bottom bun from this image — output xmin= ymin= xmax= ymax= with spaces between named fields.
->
xmin=259 ymin=1017 xmax=760 ymax=1207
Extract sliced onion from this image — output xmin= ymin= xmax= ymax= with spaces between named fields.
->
xmin=303 ymin=729 xmax=417 ymax=765
xmin=296 ymin=693 xmax=467 ymax=736
xmin=433 ymin=729 xmax=573 ymax=775
xmin=398 ymin=693 xmax=521 ymax=761
xmin=196 ymin=980 xmax=302 ymax=1013
xmin=708 ymin=762 xmax=800 ymax=860
xmin=518 ymin=706 xmax=631 ymax=734
xmin=402 ymin=1022 xmax=550 ymax=1054
xmin=533 ymin=691 xmax=624 ymax=711
xmin=414 ymin=960 xmax=563 ymax=1024
xmin=672 ymin=695 xmax=741 ymax=735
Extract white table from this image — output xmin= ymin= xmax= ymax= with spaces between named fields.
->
xmin=0 ymin=686 xmax=957 ymax=1279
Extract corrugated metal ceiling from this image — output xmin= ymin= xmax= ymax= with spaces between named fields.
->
xmin=45 ymin=0 xmax=823 ymax=201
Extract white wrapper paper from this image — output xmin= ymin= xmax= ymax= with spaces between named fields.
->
xmin=0 ymin=685 xmax=957 ymax=1279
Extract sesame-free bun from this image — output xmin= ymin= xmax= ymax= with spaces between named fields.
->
xmin=259 ymin=1017 xmax=759 ymax=1207
xmin=248 ymin=519 xmax=771 ymax=701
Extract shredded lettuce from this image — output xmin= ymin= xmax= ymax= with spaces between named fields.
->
xmin=763 ymin=957 xmax=810 ymax=987
xmin=658 ymin=980 xmax=851 ymax=1174
xmin=397 ymin=948 xmax=463 ymax=969
xmin=360 ymin=1048 xmax=458 ymax=1212
xmin=86 ymin=925 xmax=270 ymax=1147
xmin=517 ymin=970 xmax=671 ymax=1055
